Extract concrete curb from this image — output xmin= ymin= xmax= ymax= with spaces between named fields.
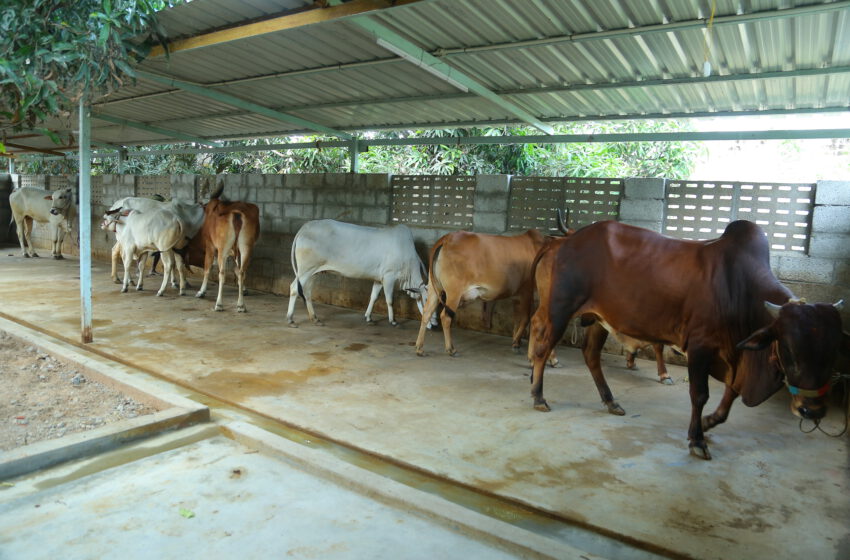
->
xmin=224 ymin=421 xmax=603 ymax=560
xmin=0 ymin=316 xmax=209 ymax=479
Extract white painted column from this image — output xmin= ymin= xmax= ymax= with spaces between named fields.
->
xmin=78 ymin=99 xmax=93 ymax=343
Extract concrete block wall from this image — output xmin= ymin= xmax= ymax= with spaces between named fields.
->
xmin=5 ymin=174 xmax=849 ymax=368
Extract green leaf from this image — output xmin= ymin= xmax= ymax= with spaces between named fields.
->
xmin=178 ymin=508 xmax=195 ymax=519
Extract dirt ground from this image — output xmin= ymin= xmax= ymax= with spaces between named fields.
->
xmin=0 ymin=330 xmax=158 ymax=451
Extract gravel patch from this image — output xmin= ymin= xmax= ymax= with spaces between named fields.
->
xmin=0 ymin=330 xmax=159 ymax=451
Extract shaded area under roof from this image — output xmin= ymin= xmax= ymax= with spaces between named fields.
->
xmin=5 ymin=0 xmax=850 ymax=157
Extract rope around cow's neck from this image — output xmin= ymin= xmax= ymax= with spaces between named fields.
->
xmin=798 ymin=373 xmax=850 ymax=437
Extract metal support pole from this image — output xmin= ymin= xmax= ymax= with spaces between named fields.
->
xmin=118 ymin=148 xmax=127 ymax=173
xmin=349 ymin=137 xmax=360 ymax=173
xmin=78 ymin=100 xmax=93 ymax=343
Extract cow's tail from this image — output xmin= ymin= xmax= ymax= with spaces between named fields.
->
xmin=290 ymin=230 xmax=305 ymax=301
xmin=429 ymin=241 xmax=453 ymax=320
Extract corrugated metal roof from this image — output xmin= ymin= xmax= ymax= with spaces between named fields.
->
xmin=6 ymin=0 xmax=850 ymax=156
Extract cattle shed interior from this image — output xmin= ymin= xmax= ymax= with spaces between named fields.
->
xmin=1 ymin=1 xmax=849 ymax=559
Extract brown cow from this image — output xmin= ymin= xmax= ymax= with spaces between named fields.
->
xmin=528 ymin=220 xmax=848 ymax=460
xmin=191 ymin=187 xmax=260 ymax=313
xmin=415 ymin=229 xmax=555 ymax=357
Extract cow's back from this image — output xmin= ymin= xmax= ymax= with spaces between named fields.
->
xmin=551 ymin=221 xmax=789 ymax=350
xmin=295 ymin=220 xmax=417 ymax=279
xmin=10 ymin=187 xmax=50 ymax=218
xmin=434 ymin=230 xmax=546 ymax=299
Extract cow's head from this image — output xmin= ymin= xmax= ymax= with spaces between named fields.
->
xmin=101 ymin=207 xmax=128 ymax=232
xmin=47 ymin=187 xmax=73 ymax=216
xmin=738 ymin=299 xmax=849 ymax=420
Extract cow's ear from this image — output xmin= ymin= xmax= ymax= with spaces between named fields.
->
xmin=737 ymin=325 xmax=776 ymax=351
xmin=44 ymin=195 xmax=53 ymax=200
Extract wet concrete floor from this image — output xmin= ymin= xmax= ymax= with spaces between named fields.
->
xmin=0 ymin=251 xmax=847 ymax=559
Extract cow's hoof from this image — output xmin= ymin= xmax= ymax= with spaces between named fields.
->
xmin=605 ymin=401 xmax=626 ymax=415
xmin=53 ymin=255 xmax=64 ymax=260
xmin=415 ymin=348 xmax=425 ymax=357
xmin=311 ymin=320 xmax=324 ymax=326
xmin=237 ymin=306 xmax=247 ymax=313
xmin=23 ymin=254 xmax=30 ymax=258
xmin=113 ymin=279 xmax=121 ymax=285
xmin=533 ymin=401 xmax=551 ymax=412
xmin=689 ymin=441 xmax=712 ymax=460
xmin=214 ymin=305 xmax=224 ymax=312
xmin=390 ymin=321 xmax=399 ymax=327
xmin=178 ymin=290 xmax=185 ymax=297
xmin=366 ymin=319 xmax=376 ymax=326
xmin=195 ymin=292 xmax=205 ymax=299
xmin=288 ymin=321 xmax=298 ymax=328
xmin=660 ymin=376 xmax=674 ymax=385
xmin=136 ymin=286 xmax=143 ymax=292
xmin=120 ymin=288 xmax=128 ymax=293
xmin=31 ymin=253 xmax=39 ymax=258
xmin=446 ymin=348 xmax=457 ymax=357
xmin=548 ymin=359 xmax=561 ymax=368
xmin=156 ymin=292 xmax=165 ymax=297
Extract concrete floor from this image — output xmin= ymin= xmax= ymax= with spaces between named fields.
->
xmin=0 ymin=251 xmax=848 ymax=559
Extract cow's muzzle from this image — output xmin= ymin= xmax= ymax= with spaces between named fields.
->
xmin=791 ymin=396 xmax=827 ymax=420
xmin=50 ymin=208 xmax=60 ymax=215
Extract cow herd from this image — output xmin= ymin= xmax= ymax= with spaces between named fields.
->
xmin=8 ymin=183 xmax=848 ymax=460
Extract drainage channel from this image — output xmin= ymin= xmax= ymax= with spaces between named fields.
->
xmin=190 ymin=392 xmax=676 ymax=560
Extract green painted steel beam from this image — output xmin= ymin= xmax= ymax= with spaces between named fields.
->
xmin=352 ymin=18 xmax=555 ymax=135
xmin=94 ymin=113 xmax=223 ymax=147
xmin=135 ymin=70 xmax=352 ymax=140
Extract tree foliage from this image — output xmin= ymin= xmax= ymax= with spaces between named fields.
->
xmin=22 ymin=119 xmax=702 ymax=179
xmin=0 ymin=0 xmax=171 ymax=146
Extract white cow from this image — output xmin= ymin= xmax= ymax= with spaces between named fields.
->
xmin=9 ymin=186 xmax=76 ymax=259
xmin=103 ymin=196 xmax=204 ymax=284
xmin=102 ymin=207 xmax=187 ymax=297
xmin=287 ymin=220 xmax=429 ymax=327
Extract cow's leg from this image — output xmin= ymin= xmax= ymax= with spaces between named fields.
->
xmin=22 ymin=217 xmax=38 ymax=257
xmin=583 ymin=322 xmax=624 ymax=415
xmin=702 ymin=384 xmax=739 ymax=432
xmin=50 ymin=223 xmax=64 ymax=259
xmin=234 ymin=258 xmax=247 ymax=312
xmin=174 ymin=252 xmax=186 ymax=296
xmin=511 ymin=291 xmax=533 ymax=353
xmin=13 ymin=215 xmax=28 ymax=257
xmin=364 ymin=282 xmax=383 ymax=324
xmin=135 ymin=253 xmax=148 ymax=291
xmin=439 ymin=292 xmax=462 ymax=356
xmin=195 ymin=247 xmax=215 ymax=300
xmin=214 ymin=250 xmax=228 ymax=311
xmin=685 ymin=347 xmax=714 ymax=460
xmin=528 ymin=308 xmax=571 ymax=412
xmin=653 ymin=343 xmax=673 ymax=384
xmin=120 ymin=247 xmax=133 ymax=293
xmin=415 ymin=283 xmax=442 ymax=356
xmin=149 ymin=251 xmax=162 ymax=277
xmin=301 ymin=278 xmax=322 ymax=324
xmin=156 ymin=250 xmax=173 ymax=297
xmin=286 ymin=278 xmax=301 ymax=326
xmin=110 ymin=242 xmax=122 ymax=284
xmin=382 ymin=276 xmax=397 ymax=326
xmin=234 ymin=237 xmax=253 ymax=313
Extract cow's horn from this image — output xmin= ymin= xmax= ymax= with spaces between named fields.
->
xmin=209 ymin=179 xmax=225 ymax=200
xmin=764 ymin=301 xmax=782 ymax=318
xmin=834 ymin=299 xmax=845 ymax=310
xmin=556 ymin=208 xmax=571 ymax=235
